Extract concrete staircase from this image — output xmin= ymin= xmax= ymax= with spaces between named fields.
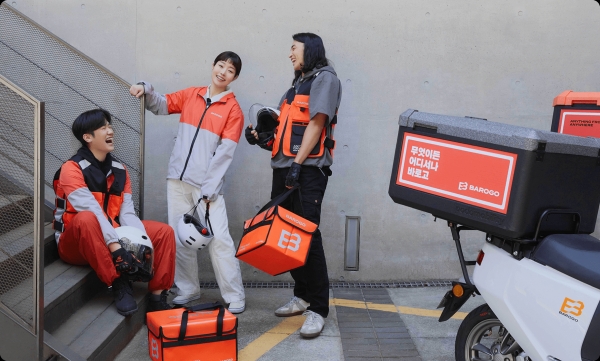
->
xmin=42 ymin=230 xmax=150 ymax=361
xmin=0 ymin=178 xmax=149 ymax=360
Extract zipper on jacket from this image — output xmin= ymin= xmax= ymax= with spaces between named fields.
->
xmin=103 ymin=193 xmax=113 ymax=226
xmin=180 ymin=98 xmax=213 ymax=181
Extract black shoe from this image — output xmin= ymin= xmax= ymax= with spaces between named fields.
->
xmin=148 ymin=290 xmax=172 ymax=312
xmin=111 ymin=276 xmax=138 ymax=316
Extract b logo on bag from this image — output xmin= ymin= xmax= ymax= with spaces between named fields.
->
xmin=278 ymin=229 xmax=301 ymax=251
xmin=151 ymin=338 xmax=159 ymax=359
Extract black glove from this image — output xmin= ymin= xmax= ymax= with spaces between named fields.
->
xmin=111 ymin=247 xmax=134 ymax=273
xmin=245 ymin=127 xmax=259 ymax=145
xmin=285 ymin=162 xmax=302 ymax=188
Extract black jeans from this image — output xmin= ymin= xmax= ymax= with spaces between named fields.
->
xmin=271 ymin=166 xmax=330 ymax=318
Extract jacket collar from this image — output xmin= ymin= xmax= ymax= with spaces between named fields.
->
xmin=76 ymin=147 xmax=113 ymax=175
xmin=197 ymin=86 xmax=235 ymax=103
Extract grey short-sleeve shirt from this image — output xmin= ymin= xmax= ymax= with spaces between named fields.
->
xmin=308 ymin=70 xmax=342 ymax=125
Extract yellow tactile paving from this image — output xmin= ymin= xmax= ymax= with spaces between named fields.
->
xmin=238 ymin=297 xmax=467 ymax=361
xmin=238 ymin=316 xmax=305 ymax=361
xmin=332 ymin=298 xmax=468 ymax=320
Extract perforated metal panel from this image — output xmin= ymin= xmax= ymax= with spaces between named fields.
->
xmin=0 ymin=78 xmax=36 ymax=326
xmin=0 ymin=72 xmax=44 ymax=361
xmin=0 ymin=2 xmax=144 ymax=215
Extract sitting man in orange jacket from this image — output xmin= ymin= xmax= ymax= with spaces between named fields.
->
xmin=53 ymin=108 xmax=176 ymax=316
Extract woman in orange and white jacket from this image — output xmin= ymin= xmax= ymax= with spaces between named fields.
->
xmin=129 ymin=51 xmax=246 ymax=313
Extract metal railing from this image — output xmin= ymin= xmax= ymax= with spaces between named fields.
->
xmin=0 ymin=73 xmax=45 ymax=361
xmin=0 ymin=2 xmax=145 ymax=359
xmin=0 ymin=2 xmax=145 ymax=216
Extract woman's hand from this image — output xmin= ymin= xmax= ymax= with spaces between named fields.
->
xmin=129 ymin=84 xmax=145 ymax=98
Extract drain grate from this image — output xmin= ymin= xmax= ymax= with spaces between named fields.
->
xmin=197 ymin=280 xmax=453 ymax=289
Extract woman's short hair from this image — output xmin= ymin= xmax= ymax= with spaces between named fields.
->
xmin=213 ymin=51 xmax=242 ymax=77
xmin=292 ymin=32 xmax=328 ymax=76
xmin=72 ymin=108 xmax=111 ymax=147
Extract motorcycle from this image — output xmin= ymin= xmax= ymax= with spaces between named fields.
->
xmin=437 ymin=211 xmax=600 ymax=361
xmin=388 ymin=109 xmax=600 ymax=361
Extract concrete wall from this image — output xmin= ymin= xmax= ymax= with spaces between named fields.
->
xmin=11 ymin=0 xmax=600 ymax=281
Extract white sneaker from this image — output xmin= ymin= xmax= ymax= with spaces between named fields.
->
xmin=299 ymin=310 xmax=325 ymax=338
xmin=172 ymin=292 xmax=201 ymax=305
xmin=228 ymin=300 xmax=245 ymax=314
xmin=275 ymin=296 xmax=310 ymax=317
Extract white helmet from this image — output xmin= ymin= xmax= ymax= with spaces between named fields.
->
xmin=115 ymin=226 xmax=154 ymax=282
xmin=177 ymin=214 xmax=214 ymax=250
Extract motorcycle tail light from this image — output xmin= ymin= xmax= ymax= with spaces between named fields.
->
xmin=476 ymin=250 xmax=485 ymax=265
xmin=452 ymin=284 xmax=464 ymax=297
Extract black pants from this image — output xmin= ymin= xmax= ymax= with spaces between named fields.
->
xmin=271 ymin=166 xmax=330 ymax=318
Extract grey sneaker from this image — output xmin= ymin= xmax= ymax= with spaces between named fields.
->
xmin=275 ymin=296 xmax=310 ymax=317
xmin=173 ymin=292 xmax=201 ymax=305
xmin=299 ymin=310 xmax=325 ymax=338
xmin=228 ymin=300 xmax=246 ymax=314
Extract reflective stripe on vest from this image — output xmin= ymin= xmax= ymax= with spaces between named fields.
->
xmin=53 ymin=155 xmax=126 ymax=233
xmin=272 ymin=72 xmax=337 ymax=159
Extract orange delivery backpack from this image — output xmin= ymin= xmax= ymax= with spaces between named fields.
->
xmin=235 ymin=185 xmax=317 ymax=276
xmin=146 ymin=302 xmax=237 ymax=361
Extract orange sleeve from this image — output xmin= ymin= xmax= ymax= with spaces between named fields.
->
xmin=221 ymin=104 xmax=244 ymax=142
xmin=59 ymin=160 xmax=88 ymax=197
xmin=165 ymin=87 xmax=196 ymax=114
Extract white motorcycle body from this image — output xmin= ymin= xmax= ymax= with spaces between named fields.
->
xmin=473 ymin=240 xmax=600 ymax=361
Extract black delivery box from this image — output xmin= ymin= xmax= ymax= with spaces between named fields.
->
xmin=389 ymin=109 xmax=600 ymax=240
xmin=551 ymin=90 xmax=600 ymax=138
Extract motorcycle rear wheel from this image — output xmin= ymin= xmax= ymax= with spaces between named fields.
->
xmin=455 ymin=303 xmax=516 ymax=361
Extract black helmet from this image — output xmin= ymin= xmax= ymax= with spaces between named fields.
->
xmin=248 ymin=103 xmax=279 ymax=146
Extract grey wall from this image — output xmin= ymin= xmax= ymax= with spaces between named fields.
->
xmin=12 ymin=0 xmax=600 ymax=282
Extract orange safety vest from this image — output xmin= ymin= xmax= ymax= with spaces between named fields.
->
xmin=272 ymin=72 xmax=337 ymax=159
xmin=53 ymin=151 xmax=126 ymax=233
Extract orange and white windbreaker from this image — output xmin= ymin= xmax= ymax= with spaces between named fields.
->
xmin=141 ymin=83 xmax=244 ymax=201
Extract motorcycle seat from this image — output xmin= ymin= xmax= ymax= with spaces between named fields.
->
xmin=532 ymin=233 xmax=600 ymax=290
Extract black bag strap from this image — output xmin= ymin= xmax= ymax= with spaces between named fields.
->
xmin=247 ymin=185 xmax=305 ymax=229
xmin=205 ymin=203 xmax=214 ymax=236
xmin=257 ymin=185 xmax=299 ymax=215
xmin=178 ymin=301 xmax=225 ymax=341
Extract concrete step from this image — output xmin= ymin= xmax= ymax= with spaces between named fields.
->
xmin=41 ymin=227 xmax=149 ymax=360
xmin=1 ymin=219 xmax=148 ymax=360
xmin=49 ymin=282 xmax=149 ymax=361
xmin=0 ymin=194 xmax=34 ymax=238
xmin=43 ymin=259 xmax=104 ymax=334
xmin=0 ymin=223 xmax=53 ymax=301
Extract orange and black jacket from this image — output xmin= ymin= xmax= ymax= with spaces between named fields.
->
xmin=53 ymin=147 xmax=143 ymax=244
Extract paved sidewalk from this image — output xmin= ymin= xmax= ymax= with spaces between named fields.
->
xmin=115 ymin=285 xmax=485 ymax=361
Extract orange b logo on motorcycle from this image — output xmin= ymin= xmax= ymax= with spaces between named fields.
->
xmin=559 ymin=297 xmax=584 ymax=321
xmin=278 ymin=229 xmax=301 ymax=252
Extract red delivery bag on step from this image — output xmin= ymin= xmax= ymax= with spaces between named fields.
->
xmin=147 ymin=302 xmax=237 ymax=361
xmin=236 ymin=185 xmax=317 ymax=276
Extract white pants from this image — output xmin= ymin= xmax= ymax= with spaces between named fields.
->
xmin=167 ymin=179 xmax=245 ymax=303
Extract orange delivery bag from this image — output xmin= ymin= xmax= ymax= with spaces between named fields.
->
xmin=146 ymin=302 xmax=237 ymax=361
xmin=236 ymin=185 xmax=317 ymax=276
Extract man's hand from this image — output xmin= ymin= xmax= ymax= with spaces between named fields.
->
xmin=285 ymin=162 xmax=302 ymax=188
xmin=111 ymin=247 xmax=134 ymax=273
xmin=129 ymin=84 xmax=145 ymax=98
xmin=245 ymin=125 xmax=259 ymax=145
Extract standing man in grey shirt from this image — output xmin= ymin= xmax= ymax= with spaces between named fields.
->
xmin=246 ymin=32 xmax=342 ymax=338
